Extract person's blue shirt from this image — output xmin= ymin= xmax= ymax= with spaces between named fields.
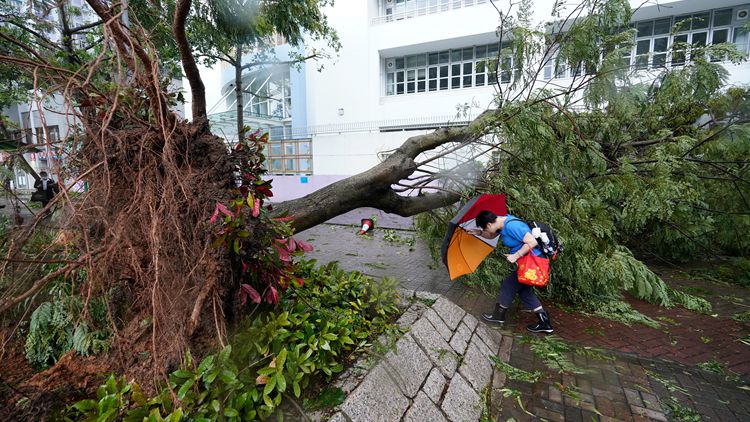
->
xmin=500 ymin=215 xmax=542 ymax=256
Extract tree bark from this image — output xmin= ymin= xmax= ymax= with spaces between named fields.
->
xmin=273 ymin=112 xmax=496 ymax=232
xmin=235 ymin=42 xmax=245 ymax=142
xmin=173 ymin=0 xmax=207 ymax=129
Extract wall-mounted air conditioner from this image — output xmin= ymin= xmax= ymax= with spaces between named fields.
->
xmin=737 ymin=9 xmax=749 ymax=20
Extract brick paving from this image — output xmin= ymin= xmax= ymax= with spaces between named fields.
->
xmin=299 ymin=208 xmax=750 ymax=421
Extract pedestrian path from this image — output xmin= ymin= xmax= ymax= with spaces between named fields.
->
xmin=298 ymin=208 xmax=750 ymax=422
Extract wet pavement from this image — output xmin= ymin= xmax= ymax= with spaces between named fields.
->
xmin=299 ymin=208 xmax=750 ymax=421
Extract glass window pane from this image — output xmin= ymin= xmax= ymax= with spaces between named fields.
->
xmin=270 ymin=144 xmax=282 ymax=155
xmin=653 ymin=37 xmax=668 ymax=52
xmin=487 ymin=44 xmax=498 ymax=57
xmin=270 ymin=159 xmax=282 ymax=171
xmin=406 ymin=55 xmax=418 ymax=68
xmin=299 ymin=159 xmax=310 ymax=171
xmin=653 ymin=18 xmax=671 ymax=35
xmin=285 ymin=159 xmax=295 ymax=171
xmin=417 ymin=68 xmax=426 ymax=79
xmin=439 ymin=78 xmax=448 ymax=89
xmin=692 ymin=12 xmax=709 ymax=30
xmin=462 ymin=47 xmax=473 ymax=60
xmin=692 ymin=32 xmax=707 ymax=47
xmin=475 ymin=61 xmax=485 ymax=73
xmin=428 ymin=80 xmax=437 ymax=91
xmin=407 ymin=69 xmax=415 ymax=81
xmin=712 ymin=29 xmax=728 ymax=45
xmin=407 ymin=82 xmax=415 ymax=93
xmin=428 ymin=53 xmax=439 ymax=65
xmin=397 ymin=72 xmax=404 ymax=82
xmin=429 ymin=67 xmax=437 ymax=78
xmin=463 ymin=62 xmax=472 ymax=74
xmin=636 ymin=39 xmax=650 ymax=54
xmin=713 ymin=9 xmax=732 ymax=26
xmin=451 ymin=63 xmax=461 ymax=76
xmin=636 ymin=21 xmax=653 ymax=37
xmin=675 ymin=15 xmax=691 ymax=32
xmin=397 ymin=83 xmax=404 ymax=94
xmin=733 ymin=28 xmax=749 ymax=53
xmin=439 ymin=51 xmax=449 ymax=64
xmin=653 ymin=53 xmax=667 ymax=68
xmin=451 ymin=77 xmax=460 ymax=88
xmin=451 ymin=50 xmax=462 ymax=62
xmin=417 ymin=81 xmax=426 ymax=92
xmin=439 ymin=65 xmax=448 ymax=77
xmin=475 ymin=45 xmax=487 ymax=59
xmin=416 ymin=54 xmax=427 ymax=66
xmin=476 ymin=74 xmax=485 ymax=85
xmin=284 ymin=143 xmax=295 ymax=155
xmin=395 ymin=57 xmax=405 ymax=69
xmin=299 ymin=142 xmax=310 ymax=154
xmin=463 ymin=75 xmax=472 ymax=87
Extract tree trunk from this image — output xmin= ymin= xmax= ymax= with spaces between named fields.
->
xmin=235 ymin=42 xmax=245 ymax=143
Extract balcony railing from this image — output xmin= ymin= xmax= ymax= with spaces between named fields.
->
xmin=371 ymin=0 xmax=488 ymax=26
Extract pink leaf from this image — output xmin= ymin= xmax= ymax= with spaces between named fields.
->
xmin=216 ymin=202 xmax=235 ymax=218
xmin=266 ymin=286 xmax=279 ymax=305
xmin=273 ymin=216 xmax=295 ymax=222
xmin=240 ymin=284 xmax=261 ymax=305
xmin=286 ymin=237 xmax=296 ymax=252
xmin=209 ymin=207 xmax=220 ymax=224
xmin=296 ymin=239 xmax=314 ymax=252
xmin=274 ymin=243 xmax=291 ymax=262
xmin=252 ymin=198 xmax=260 ymax=218
xmin=241 ymin=261 xmax=248 ymax=272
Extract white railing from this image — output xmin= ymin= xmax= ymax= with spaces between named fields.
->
xmin=371 ymin=0 xmax=488 ymax=26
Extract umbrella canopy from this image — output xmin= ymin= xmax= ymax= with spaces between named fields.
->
xmin=440 ymin=194 xmax=507 ymax=280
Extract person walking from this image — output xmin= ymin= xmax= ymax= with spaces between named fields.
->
xmin=473 ymin=210 xmax=553 ymax=333
xmin=33 ymin=171 xmax=59 ymax=208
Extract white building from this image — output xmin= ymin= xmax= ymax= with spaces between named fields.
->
xmin=202 ymin=0 xmax=750 ymax=202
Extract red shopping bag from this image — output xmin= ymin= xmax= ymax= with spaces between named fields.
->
xmin=516 ymin=253 xmax=550 ymax=287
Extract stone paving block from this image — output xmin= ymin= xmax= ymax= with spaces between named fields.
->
xmin=423 ymin=367 xmax=446 ymax=404
xmin=340 ymin=365 xmax=409 ymax=422
xmin=327 ymin=412 xmax=347 ymax=422
xmin=403 ymin=391 xmax=448 ymax=422
xmin=475 ymin=323 xmax=502 ymax=354
xmin=415 ymin=290 xmax=441 ymax=301
xmin=409 ymin=317 xmax=459 ymax=378
xmin=623 ymin=388 xmax=644 ymax=407
xmin=334 ymin=366 xmax=368 ymax=394
xmin=640 ymin=391 xmax=660 ymax=410
xmin=432 ymin=297 xmax=465 ymax=330
xmin=630 ymin=405 xmax=667 ymax=421
xmin=492 ymin=368 xmax=506 ymax=390
xmin=425 ymin=308 xmax=453 ymax=342
xmin=458 ymin=342 xmax=493 ymax=393
xmin=384 ymin=333 xmax=432 ymax=398
xmin=497 ymin=335 xmax=513 ymax=361
xmin=396 ymin=306 xmax=422 ymax=330
xmin=470 ymin=332 xmax=493 ymax=357
xmin=441 ymin=373 xmax=482 ymax=422
xmin=448 ymin=321 xmax=472 ymax=354
xmin=462 ymin=312 xmax=479 ymax=331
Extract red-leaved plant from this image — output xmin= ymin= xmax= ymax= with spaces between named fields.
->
xmin=209 ymin=130 xmax=313 ymax=306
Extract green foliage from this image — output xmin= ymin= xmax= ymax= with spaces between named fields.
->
xmin=60 ymin=261 xmax=401 ymax=420
xmin=24 ymin=275 xmax=111 ymax=369
xmin=302 ymin=387 xmax=345 ymax=411
xmin=489 ymin=355 xmax=544 ymax=382
xmin=522 ymin=335 xmax=584 ymax=374
xmin=592 ymin=301 xmax=660 ymax=328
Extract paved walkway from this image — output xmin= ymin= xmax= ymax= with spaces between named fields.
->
xmin=298 ymin=208 xmax=750 ymax=422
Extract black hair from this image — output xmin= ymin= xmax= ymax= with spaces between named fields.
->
xmin=475 ymin=210 xmax=498 ymax=229
xmin=39 ymin=171 xmax=48 ymax=177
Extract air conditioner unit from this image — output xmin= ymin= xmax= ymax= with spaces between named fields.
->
xmin=738 ymin=9 xmax=749 ymax=20
xmin=386 ymin=59 xmax=395 ymax=69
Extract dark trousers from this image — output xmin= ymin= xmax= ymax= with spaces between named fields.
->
xmin=497 ymin=270 xmax=542 ymax=310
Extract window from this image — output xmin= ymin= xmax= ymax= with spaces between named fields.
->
xmin=265 ymin=139 xmax=312 ymax=175
xmin=384 ymin=42 xmax=509 ymax=96
xmin=240 ymin=68 xmax=291 ymax=119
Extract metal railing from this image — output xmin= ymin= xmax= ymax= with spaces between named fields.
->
xmin=371 ymin=0 xmax=488 ymax=26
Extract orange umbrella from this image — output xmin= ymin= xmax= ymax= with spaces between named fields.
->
xmin=440 ymin=194 xmax=507 ymax=280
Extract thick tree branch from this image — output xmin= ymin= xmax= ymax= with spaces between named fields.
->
xmin=173 ymin=0 xmax=207 ymax=127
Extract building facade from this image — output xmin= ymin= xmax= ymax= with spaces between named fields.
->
xmin=205 ymin=0 xmax=750 ymax=202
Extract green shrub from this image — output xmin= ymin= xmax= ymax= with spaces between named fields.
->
xmin=59 ymin=261 xmax=401 ymax=421
xmin=24 ymin=272 xmax=111 ymax=369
